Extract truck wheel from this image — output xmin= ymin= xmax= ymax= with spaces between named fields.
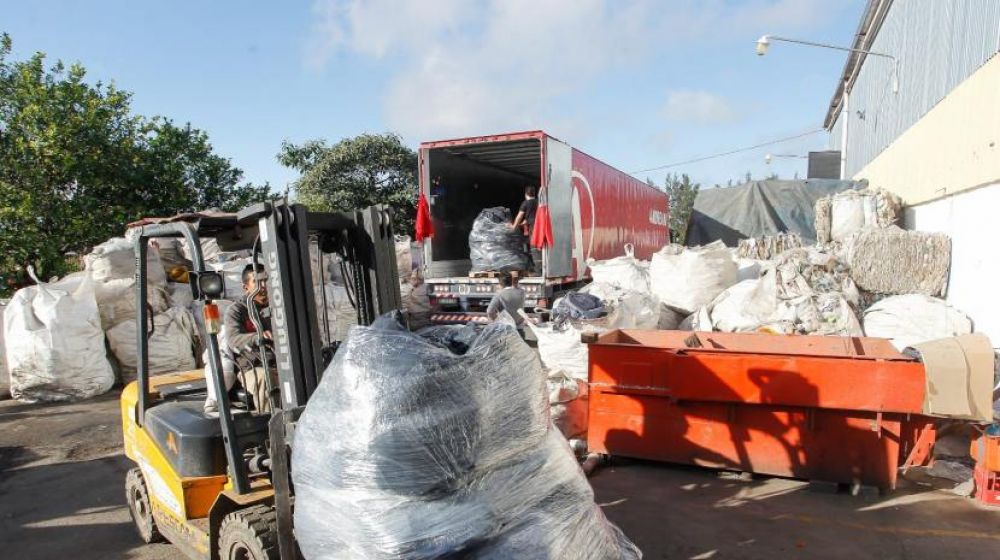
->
xmin=125 ymin=467 xmax=164 ymax=543
xmin=218 ymin=505 xmax=279 ymax=560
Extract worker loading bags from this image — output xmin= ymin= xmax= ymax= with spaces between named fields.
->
xmin=292 ymin=314 xmax=641 ymax=560
xmin=469 ymin=207 xmax=530 ymax=273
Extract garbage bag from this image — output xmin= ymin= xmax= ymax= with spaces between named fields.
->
xmin=469 ymin=207 xmax=530 ymax=273
xmin=4 ymin=273 xmax=114 ymax=402
xmin=552 ymin=291 xmax=606 ymax=326
xmin=106 ymin=307 xmax=198 ymax=381
xmin=650 ymin=241 xmax=737 ymax=314
xmin=293 ymin=315 xmax=640 ymax=560
xmin=587 ymin=244 xmax=650 ymax=293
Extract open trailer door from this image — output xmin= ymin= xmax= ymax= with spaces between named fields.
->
xmin=544 ymin=136 xmax=574 ymax=278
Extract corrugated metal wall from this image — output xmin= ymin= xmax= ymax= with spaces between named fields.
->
xmin=833 ymin=0 xmax=1000 ymax=177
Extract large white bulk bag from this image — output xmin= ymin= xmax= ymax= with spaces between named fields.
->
xmin=315 ymin=283 xmax=359 ymax=345
xmin=4 ymin=274 xmax=114 ymax=402
xmin=106 ymin=306 xmax=198 ymax=381
xmin=93 ymin=278 xmax=170 ymax=330
xmin=580 ymin=281 xmax=659 ymax=330
xmin=863 ymin=295 xmax=973 ymax=351
xmin=395 ymin=236 xmax=413 ymax=280
xmin=586 ymin=244 xmax=650 ymax=293
xmin=86 ymin=237 xmax=167 ymax=285
xmin=650 ymin=241 xmax=738 ymax=314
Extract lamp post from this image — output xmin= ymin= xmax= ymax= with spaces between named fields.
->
xmin=756 ymin=34 xmax=899 ymax=180
xmin=764 ymin=153 xmax=807 ymax=165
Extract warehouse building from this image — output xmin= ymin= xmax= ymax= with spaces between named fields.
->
xmin=826 ymin=0 xmax=1000 ymax=344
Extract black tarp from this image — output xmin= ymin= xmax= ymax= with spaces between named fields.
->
xmin=685 ymin=179 xmax=859 ymax=247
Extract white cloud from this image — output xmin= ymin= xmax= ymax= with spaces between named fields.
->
xmin=305 ymin=0 xmax=848 ymax=141
xmin=662 ymin=90 xmax=738 ymax=124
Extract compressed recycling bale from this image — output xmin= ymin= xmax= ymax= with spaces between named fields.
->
xmin=293 ymin=315 xmax=640 ymax=559
xmin=845 ymin=226 xmax=951 ymax=296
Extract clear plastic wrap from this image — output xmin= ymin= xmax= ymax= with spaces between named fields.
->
xmin=469 ymin=207 xmax=530 ymax=273
xmin=293 ymin=314 xmax=640 ymax=560
xmin=552 ymin=292 xmax=607 ymax=326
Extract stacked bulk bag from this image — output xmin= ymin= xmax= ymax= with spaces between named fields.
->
xmin=814 ymin=187 xmax=901 ymax=243
xmin=4 ymin=273 xmax=114 ymax=402
xmin=587 ymin=243 xmax=649 ymax=293
xmin=649 ymin=241 xmax=738 ymax=315
xmin=106 ymin=306 xmax=199 ymax=381
xmin=85 ymin=237 xmax=169 ymax=330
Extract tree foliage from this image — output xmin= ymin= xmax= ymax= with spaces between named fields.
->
xmin=279 ymin=133 xmax=418 ymax=235
xmin=664 ymin=173 xmax=700 ymax=244
xmin=0 ymin=33 xmax=270 ymax=292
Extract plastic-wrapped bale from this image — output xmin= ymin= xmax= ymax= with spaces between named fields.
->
xmin=814 ymin=196 xmax=833 ymax=244
xmin=469 ymin=207 xmax=530 ymax=273
xmin=293 ymin=316 xmax=640 ymax=560
xmin=649 ymin=241 xmax=738 ymax=315
xmin=863 ymin=295 xmax=973 ymax=351
xmin=4 ymin=274 xmax=114 ymax=402
xmin=586 ymin=244 xmax=650 ymax=293
xmin=106 ymin=306 xmax=198 ymax=382
xmin=844 ymin=226 xmax=951 ymax=296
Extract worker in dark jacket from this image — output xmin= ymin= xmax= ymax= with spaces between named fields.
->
xmin=205 ymin=263 xmax=274 ymax=415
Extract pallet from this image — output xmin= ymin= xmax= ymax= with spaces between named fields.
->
xmin=468 ymin=270 xmax=525 ymax=279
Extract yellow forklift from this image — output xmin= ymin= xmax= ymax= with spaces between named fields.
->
xmin=121 ymin=201 xmax=401 ymax=559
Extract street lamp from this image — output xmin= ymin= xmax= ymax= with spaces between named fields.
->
xmin=764 ymin=153 xmax=807 ymax=165
xmin=755 ymin=34 xmax=898 ymax=94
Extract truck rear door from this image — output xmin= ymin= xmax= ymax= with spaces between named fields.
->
xmin=544 ymin=136 xmax=573 ymax=278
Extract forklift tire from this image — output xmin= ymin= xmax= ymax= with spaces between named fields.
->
xmin=125 ymin=467 xmax=164 ymax=544
xmin=218 ymin=505 xmax=279 ymax=560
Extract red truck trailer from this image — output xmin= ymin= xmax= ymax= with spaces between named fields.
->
xmin=419 ymin=130 xmax=668 ymax=319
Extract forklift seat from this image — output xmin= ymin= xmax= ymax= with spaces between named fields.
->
xmin=145 ymin=401 xmax=228 ymax=478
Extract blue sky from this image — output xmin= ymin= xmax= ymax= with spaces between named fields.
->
xmin=4 ymin=0 xmax=864 ymax=190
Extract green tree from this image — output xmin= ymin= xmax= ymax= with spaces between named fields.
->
xmin=0 ymin=33 xmax=269 ymax=293
xmin=279 ymin=133 xmax=418 ymax=234
xmin=664 ymin=173 xmax=700 ymax=244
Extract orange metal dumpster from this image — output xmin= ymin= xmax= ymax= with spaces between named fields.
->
xmin=586 ymin=330 xmax=935 ymax=491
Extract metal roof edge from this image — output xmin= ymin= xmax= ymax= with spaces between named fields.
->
xmin=823 ymin=0 xmax=894 ymax=129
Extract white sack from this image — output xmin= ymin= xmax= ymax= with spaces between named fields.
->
xmin=650 ymin=241 xmax=738 ymax=314
xmin=4 ymin=275 xmax=114 ymax=402
xmin=93 ymin=278 xmax=170 ymax=330
xmin=395 ymin=236 xmax=413 ymax=280
xmin=546 ymin=369 xmax=586 ymax=404
xmin=529 ymin=322 xmax=592 ymax=382
xmin=580 ymin=281 xmax=659 ymax=330
xmin=587 ymin=244 xmax=650 ymax=293
xmin=315 ymin=283 xmax=358 ymax=345
xmin=167 ymin=282 xmax=194 ymax=309
xmin=107 ymin=307 xmax=198 ymax=381
xmin=863 ymin=295 xmax=973 ymax=351
xmin=86 ymin=237 xmax=166 ymax=285
xmin=710 ymin=279 xmax=777 ymax=333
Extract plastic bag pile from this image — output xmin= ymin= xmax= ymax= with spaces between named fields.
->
xmin=292 ymin=315 xmax=641 ymax=560
xmin=469 ymin=207 xmax=530 ymax=273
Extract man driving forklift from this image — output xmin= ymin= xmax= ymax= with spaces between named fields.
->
xmin=204 ymin=263 xmax=274 ymax=415
xmin=121 ymin=202 xmax=401 ymax=560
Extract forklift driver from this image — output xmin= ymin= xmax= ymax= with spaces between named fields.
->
xmin=204 ymin=263 xmax=275 ymax=415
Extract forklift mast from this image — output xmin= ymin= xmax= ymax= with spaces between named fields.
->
xmin=132 ymin=201 xmax=400 ymax=559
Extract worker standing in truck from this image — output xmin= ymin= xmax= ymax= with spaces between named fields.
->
xmin=511 ymin=186 xmax=538 ymax=273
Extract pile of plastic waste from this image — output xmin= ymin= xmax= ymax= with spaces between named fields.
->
xmin=292 ymin=314 xmax=641 ymax=560
xmin=469 ymin=207 xmax=530 ymax=273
